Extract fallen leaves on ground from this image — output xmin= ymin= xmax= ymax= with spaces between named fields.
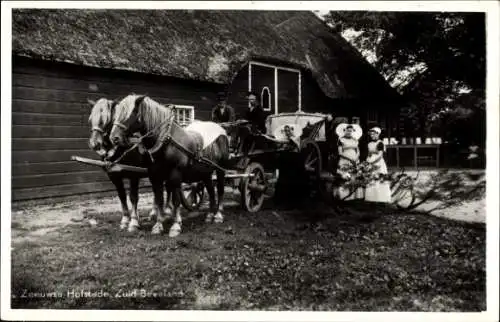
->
xmin=11 ymin=202 xmax=485 ymax=311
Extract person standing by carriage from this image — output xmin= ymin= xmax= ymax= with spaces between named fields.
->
xmin=334 ymin=123 xmax=364 ymax=200
xmin=364 ymin=127 xmax=392 ymax=203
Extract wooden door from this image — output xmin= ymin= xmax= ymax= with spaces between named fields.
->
xmin=277 ymin=69 xmax=299 ymax=113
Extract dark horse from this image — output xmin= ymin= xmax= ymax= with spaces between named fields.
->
xmin=88 ymin=98 xmax=174 ymax=232
xmin=109 ymin=95 xmax=229 ymax=237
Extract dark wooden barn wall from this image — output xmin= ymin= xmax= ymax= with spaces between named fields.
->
xmin=12 ymin=57 xmax=222 ymax=202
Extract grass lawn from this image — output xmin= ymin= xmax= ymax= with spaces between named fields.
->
xmin=11 ymin=197 xmax=485 ymax=311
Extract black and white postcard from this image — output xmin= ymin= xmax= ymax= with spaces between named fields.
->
xmin=1 ymin=1 xmax=498 ymax=321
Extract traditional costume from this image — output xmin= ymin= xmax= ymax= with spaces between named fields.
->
xmin=364 ymin=127 xmax=392 ymax=203
xmin=334 ymin=123 xmax=364 ymax=200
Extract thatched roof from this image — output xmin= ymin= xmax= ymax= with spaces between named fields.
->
xmin=12 ymin=9 xmax=400 ymax=100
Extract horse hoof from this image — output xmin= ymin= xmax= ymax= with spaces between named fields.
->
xmin=214 ymin=212 xmax=224 ymax=224
xmin=151 ymin=223 xmax=164 ymax=235
xmin=120 ymin=218 xmax=130 ymax=230
xmin=205 ymin=213 xmax=214 ymax=223
xmin=169 ymin=223 xmax=182 ymax=238
xmin=128 ymin=221 xmax=140 ymax=233
xmin=148 ymin=211 xmax=157 ymax=222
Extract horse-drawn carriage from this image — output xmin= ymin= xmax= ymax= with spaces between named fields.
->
xmin=215 ymin=111 xmax=336 ymax=211
xmin=76 ymin=95 xmax=340 ymax=236
xmin=74 ymin=109 xmax=337 ymax=214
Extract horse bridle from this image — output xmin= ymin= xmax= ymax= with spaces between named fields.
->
xmin=91 ymin=126 xmax=105 ymax=134
xmin=111 ymin=105 xmax=177 ymax=162
xmin=112 ymin=122 xmax=129 ymax=131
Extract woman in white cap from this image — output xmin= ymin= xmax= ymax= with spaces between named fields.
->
xmin=334 ymin=123 xmax=364 ymax=200
xmin=364 ymin=127 xmax=392 ymax=203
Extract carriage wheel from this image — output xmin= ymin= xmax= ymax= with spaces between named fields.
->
xmin=180 ymin=182 xmax=205 ymax=211
xmin=301 ymin=139 xmax=333 ymax=201
xmin=240 ymin=162 xmax=267 ymax=213
xmin=301 ymin=140 xmax=322 ymax=194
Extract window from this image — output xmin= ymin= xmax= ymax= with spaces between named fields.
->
xmin=173 ymin=105 xmax=195 ymax=127
xmin=249 ymin=61 xmax=302 ymax=114
xmin=261 ymin=87 xmax=272 ymax=111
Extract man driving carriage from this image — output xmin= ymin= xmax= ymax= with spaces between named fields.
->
xmin=234 ymin=91 xmax=269 ymax=155
xmin=216 ymin=91 xmax=269 ymax=156
xmin=245 ymin=91 xmax=267 ymax=133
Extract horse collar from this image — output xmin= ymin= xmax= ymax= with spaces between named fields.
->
xmin=146 ymin=119 xmax=174 ymax=155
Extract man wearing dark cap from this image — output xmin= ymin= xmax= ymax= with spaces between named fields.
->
xmin=211 ymin=91 xmax=235 ymax=124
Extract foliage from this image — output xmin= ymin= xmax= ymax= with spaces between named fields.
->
xmin=323 ymin=11 xmax=486 ymax=145
xmin=391 ymin=169 xmax=486 ymax=212
xmin=334 ymin=160 xmax=485 ymax=214
xmin=324 ymin=11 xmax=485 ymax=89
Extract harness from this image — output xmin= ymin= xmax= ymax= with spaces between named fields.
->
xmin=90 ymin=125 xmax=113 ymax=153
xmin=112 ymin=108 xmax=227 ymax=173
xmin=91 ymin=126 xmax=105 ymax=134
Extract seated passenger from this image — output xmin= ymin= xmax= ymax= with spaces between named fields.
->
xmin=245 ymin=91 xmax=268 ymax=134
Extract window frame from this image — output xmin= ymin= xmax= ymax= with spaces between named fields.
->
xmin=260 ymin=86 xmax=272 ymax=112
xmin=173 ymin=104 xmax=195 ymax=127
xmin=248 ymin=61 xmax=302 ymax=114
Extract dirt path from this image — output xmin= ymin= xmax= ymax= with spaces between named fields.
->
xmin=11 ymin=168 xmax=486 ymax=245
xmin=11 ymin=190 xmax=485 ymax=248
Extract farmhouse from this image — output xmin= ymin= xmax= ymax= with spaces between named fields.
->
xmin=12 ymin=9 xmax=404 ymax=202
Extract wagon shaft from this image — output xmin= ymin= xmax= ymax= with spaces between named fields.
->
xmin=71 ymin=156 xmax=148 ymax=173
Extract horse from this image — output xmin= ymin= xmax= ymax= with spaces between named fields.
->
xmin=109 ymin=94 xmax=229 ymax=237
xmin=87 ymin=98 xmax=174 ymax=232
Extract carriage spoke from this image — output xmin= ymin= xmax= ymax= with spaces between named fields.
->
xmin=306 ymin=157 xmax=318 ymax=168
xmin=241 ymin=162 xmax=266 ymax=213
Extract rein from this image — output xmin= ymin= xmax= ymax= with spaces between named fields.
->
xmin=111 ymin=108 xmax=227 ymax=172
xmin=109 ymin=115 xmax=174 ymax=165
